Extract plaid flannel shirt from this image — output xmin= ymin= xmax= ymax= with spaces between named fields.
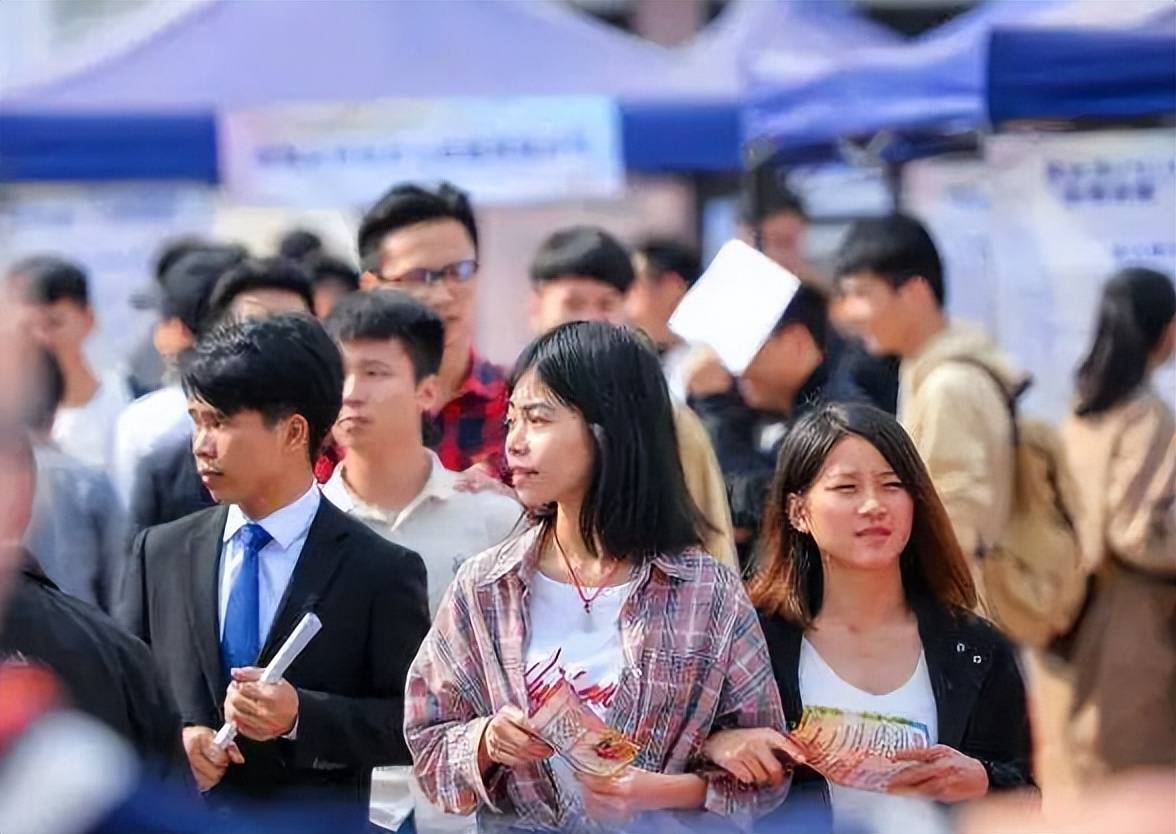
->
xmin=404 ymin=527 xmax=789 ymax=832
xmin=431 ymin=352 xmax=508 ymax=478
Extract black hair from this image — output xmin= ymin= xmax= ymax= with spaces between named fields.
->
xmin=635 ymin=238 xmax=702 ymax=289
xmin=357 ymin=182 xmax=478 ymax=263
xmin=9 ymin=256 xmax=90 ymax=307
xmin=310 ymin=255 xmax=360 ymax=292
xmin=24 ymin=347 xmax=64 ymax=433
xmin=278 ymin=229 xmax=324 ymax=262
xmin=208 ymin=257 xmax=315 ymax=321
xmin=750 ymin=401 xmax=976 ymax=624
xmin=510 ymin=321 xmax=706 ymax=563
xmin=742 ymin=183 xmax=808 ymax=227
xmin=181 ymin=314 xmax=343 ymax=465
xmin=833 ymin=214 xmax=946 ymax=307
xmin=1075 ymin=267 xmax=1176 ymax=417
xmin=324 ymin=290 xmax=444 ymax=381
xmin=153 ymin=236 xmax=216 ymax=283
xmin=530 ymin=226 xmax=634 ymax=293
xmin=773 ymin=283 xmax=829 ymax=349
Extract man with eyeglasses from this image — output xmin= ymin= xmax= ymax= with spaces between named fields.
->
xmin=356 ymin=183 xmax=507 ymax=479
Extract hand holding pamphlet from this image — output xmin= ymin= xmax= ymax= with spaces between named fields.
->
xmin=524 ymin=677 xmax=639 ymax=777
xmin=786 ymin=706 xmax=931 ymax=793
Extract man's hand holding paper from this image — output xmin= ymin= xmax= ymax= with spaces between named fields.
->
xmin=224 ymin=667 xmax=300 ymax=742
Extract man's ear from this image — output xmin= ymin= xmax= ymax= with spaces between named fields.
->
xmin=527 ymin=286 xmax=545 ymax=335
xmin=283 ymin=413 xmax=311 ymax=458
xmin=359 ymin=271 xmax=380 ymax=292
xmin=416 ymin=373 xmax=440 ymax=414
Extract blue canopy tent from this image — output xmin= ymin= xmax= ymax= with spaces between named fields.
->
xmin=0 ymin=0 xmax=895 ymax=182
xmin=987 ymin=14 xmax=1176 ymax=126
xmin=741 ymin=0 xmax=1174 ymax=164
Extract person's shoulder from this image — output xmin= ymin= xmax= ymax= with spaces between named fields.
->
xmin=14 ymin=569 xmax=151 ymax=660
xmin=137 ymin=505 xmax=223 ymax=551
xmin=937 ymin=603 xmax=1017 ymax=656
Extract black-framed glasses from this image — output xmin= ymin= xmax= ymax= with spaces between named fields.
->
xmin=371 ymin=259 xmax=478 ymax=287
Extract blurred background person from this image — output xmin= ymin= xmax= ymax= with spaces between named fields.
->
xmin=207 ymin=257 xmax=315 ymax=323
xmin=308 ymin=254 xmax=359 ymax=320
xmin=834 ymin=214 xmax=1026 ymax=597
xmin=323 ymin=290 xmax=520 ymax=834
xmin=706 ymin=402 xmax=1033 ymax=832
xmin=358 ymin=182 xmax=506 ymax=477
xmin=112 ymin=245 xmax=245 ymax=505
xmin=21 ymin=347 xmax=124 ymax=613
xmin=276 ymin=228 xmax=324 ymax=263
xmin=5 ymin=256 xmax=130 ymax=471
xmin=685 ymin=284 xmax=830 ymax=567
xmin=1034 ymin=268 xmax=1176 ymax=800
xmin=528 ymin=225 xmax=737 ymax=569
xmin=625 ymin=237 xmax=701 ymax=401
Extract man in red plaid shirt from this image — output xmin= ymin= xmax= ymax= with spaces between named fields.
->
xmin=347 ymin=182 xmax=506 ymax=480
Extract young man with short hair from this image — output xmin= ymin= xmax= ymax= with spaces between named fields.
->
xmin=5 ymin=257 xmax=130 ymax=470
xmin=308 ymin=255 xmax=359 ymax=320
xmin=112 ymin=246 xmax=244 ymax=504
xmin=626 ymin=238 xmax=702 ymax=401
xmin=357 ymin=182 xmax=506 ymax=476
xmin=527 ymin=226 xmax=738 ymax=569
xmin=834 ymin=213 xmax=1026 ymax=584
xmin=117 ymin=314 xmax=429 ymax=821
xmin=685 ymin=285 xmax=831 ymax=566
xmin=323 ymin=290 xmax=519 ymax=833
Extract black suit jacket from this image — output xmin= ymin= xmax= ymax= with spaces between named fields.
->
xmin=127 ymin=432 xmax=215 ymax=547
xmin=116 ymin=497 xmax=430 ymax=812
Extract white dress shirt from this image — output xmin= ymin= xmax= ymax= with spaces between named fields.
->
xmin=217 ymin=482 xmax=321 ymax=645
xmin=110 ymin=384 xmax=190 ymax=506
xmin=322 ymin=450 xmax=519 ymax=834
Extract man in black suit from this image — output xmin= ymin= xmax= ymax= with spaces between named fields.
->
xmin=117 ymin=314 xmax=430 ymax=821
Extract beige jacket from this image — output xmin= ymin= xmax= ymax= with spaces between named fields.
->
xmin=1061 ymin=385 xmax=1175 ymax=575
xmin=674 ymin=402 xmax=738 ymax=570
xmin=898 ymin=322 xmax=1025 ymax=576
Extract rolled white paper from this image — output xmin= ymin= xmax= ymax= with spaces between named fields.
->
xmin=214 ymin=612 xmax=323 ymax=748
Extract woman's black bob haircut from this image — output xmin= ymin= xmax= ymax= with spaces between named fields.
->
xmin=509 ymin=321 xmax=707 ymax=562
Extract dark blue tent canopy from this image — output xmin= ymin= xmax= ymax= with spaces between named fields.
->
xmin=986 ymin=19 xmax=1176 ymax=126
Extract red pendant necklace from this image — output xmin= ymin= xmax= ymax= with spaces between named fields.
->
xmin=553 ymin=529 xmax=623 ymax=614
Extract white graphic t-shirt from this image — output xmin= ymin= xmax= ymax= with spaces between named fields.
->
xmin=524 ymin=569 xmax=632 ymax=804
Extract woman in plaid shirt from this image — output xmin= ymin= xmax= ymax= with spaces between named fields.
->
xmin=405 ymin=322 xmax=788 ymax=832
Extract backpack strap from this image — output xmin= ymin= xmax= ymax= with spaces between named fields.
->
xmin=941 ymin=357 xmax=1029 ymax=447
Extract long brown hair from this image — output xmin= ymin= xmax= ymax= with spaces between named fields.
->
xmin=748 ymin=402 xmax=976 ymax=625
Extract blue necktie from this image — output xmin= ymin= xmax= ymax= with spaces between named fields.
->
xmin=221 ymin=522 xmax=273 ymax=680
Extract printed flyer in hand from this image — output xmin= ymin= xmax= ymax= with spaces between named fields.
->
xmin=788 ymin=706 xmax=930 ymax=792
xmin=525 ymin=677 xmax=639 ymax=777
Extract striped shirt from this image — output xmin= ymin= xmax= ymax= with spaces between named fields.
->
xmin=404 ymin=526 xmax=788 ymax=832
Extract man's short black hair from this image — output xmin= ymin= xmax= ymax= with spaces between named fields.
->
xmin=742 ymin=184 xmax=808 ymax=227
xmin=530 ymin=226 xmax=634 ymax=293
xmin=357 ymin=182 xmax=478 ymax=263
xmin=9 ymin=256 xmax=90 ymax=307
xmin=833 ymin=214 xmax=945 ymax=307
xmin=181 ymin=314 xmax=343 ymax=465
xmin=773 ymin=284 xmax=828 ymax=350
xmin=153 ymin=236 xmax=216 ymax=283
xmin=310 ymin=255 xmax=360 ymax=293
xmin=160 ymin=246 xmax=246 ymax=337
xmin=208 ymin=257 xmax=315 ymax=321
xmin=324 ymin=290 xmax=444 ymax=382
xmin=25 ymin=347 xmax=64 ymax=433
xmin=277 ymin=229 xmax=324 ymax=262
xmin=635 ymin=238 xmax=702 ymax=289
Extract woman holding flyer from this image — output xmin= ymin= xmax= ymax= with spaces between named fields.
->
xmin=704 ymin=402 xmax=1034 ymax=831
xmin=405 ymin=322 xmax=787 ymax=832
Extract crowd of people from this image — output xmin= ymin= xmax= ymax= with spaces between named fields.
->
xmin=0 ymin=177 xmax=1172 ymax=834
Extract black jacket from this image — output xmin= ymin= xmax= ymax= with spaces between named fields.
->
xmin=127 ymin=432 xmax=214 ymax=547
xmin=759 ymin=596 xmax=1034 ymax=818
xmin=0 ymin=555 xmax=189 ymax=786
xmin=116 ymin=498 xmax=430 ymax=814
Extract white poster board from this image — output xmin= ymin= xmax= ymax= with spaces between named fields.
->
xmin=986 ymin=129 xmax=1176 ymax=421
xmin=220 ymin=96 xmax=624 ymax=209
xmin=0 ymin=181 xmax=216 ymax=374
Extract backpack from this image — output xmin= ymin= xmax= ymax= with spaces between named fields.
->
xmin=953 ymin=359 xmax=1088 ymax=648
